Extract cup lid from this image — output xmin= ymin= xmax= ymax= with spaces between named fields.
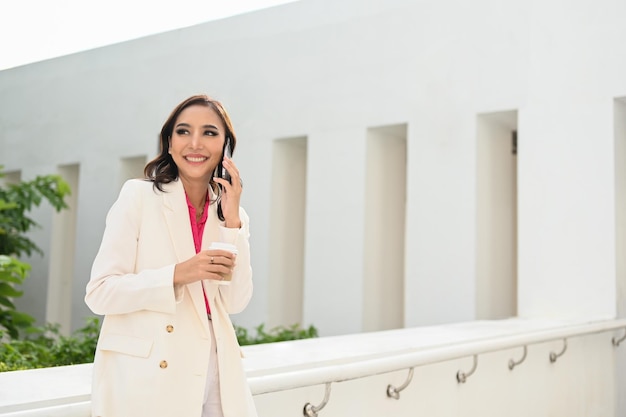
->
xmin=209 ymin=242 xmax=238 ymax=253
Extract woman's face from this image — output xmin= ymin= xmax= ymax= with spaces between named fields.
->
xmin=168 ymin=104 xmax=226 ymax=186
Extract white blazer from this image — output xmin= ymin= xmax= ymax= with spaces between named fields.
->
xmin=85 ymin=179 xmax=257 ymax=417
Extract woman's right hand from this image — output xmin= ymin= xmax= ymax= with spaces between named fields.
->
xmin=173 ymin=249 xmax=236 ymax=285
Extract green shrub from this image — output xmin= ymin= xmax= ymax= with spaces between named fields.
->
xmin=0 ymin=317 xmax=99 ymax=372
xmin=235 ymin=322 xmax=318 ymax=346
xmin=0 ymin=255 xmax=34 ymax=339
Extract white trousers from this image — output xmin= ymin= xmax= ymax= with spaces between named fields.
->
xmin=202 ymin=318 xmax=223 ymax=417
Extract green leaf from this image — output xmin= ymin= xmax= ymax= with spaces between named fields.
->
xmin=234 ymin=322 xmax=319 ymax=346
xmin=0 ymin=296 xmax=16 ymax=309
xmin=0 ymin=200 xmax=17 ymax=210
xmin=0 ymin=282 xmax=23 ymax=298
xmin=8 ymin=311 xmax=35 ymax=327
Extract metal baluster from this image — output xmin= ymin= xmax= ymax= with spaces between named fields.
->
xmin=456 ymin=355 xmax=478 ymax=383
xmin=387 ymin=368 xmax=414 ymax=399
xmin=303 ymin=383 xmax=332 ymax=417
xmin=612 ymin=328 xmax=626 ymax=347
xmin=508 ymin=345 xmax=528 ymax=370
xmin=549 ymin=339 xmax=567 ymax=363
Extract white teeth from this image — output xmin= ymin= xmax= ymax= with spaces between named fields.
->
xmin=186 ymin=156 xmax=207 ymax=162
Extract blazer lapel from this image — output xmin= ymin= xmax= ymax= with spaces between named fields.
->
xmin=161 ymin=180 xmax=209 ymax=333
xmin=162 ymin=180 xmax=195 ymax=261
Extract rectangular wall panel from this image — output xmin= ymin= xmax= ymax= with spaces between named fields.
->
xmin=268 ymin=137 xmax=307 ymax=327
xmin=363 ymin=124 xmax=407 ymax=331
xmin=476 ymin=110 xmax=518 ymax=319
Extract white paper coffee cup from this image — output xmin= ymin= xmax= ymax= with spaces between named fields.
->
xmin=208 ymin=242 xmax=238 ymax=285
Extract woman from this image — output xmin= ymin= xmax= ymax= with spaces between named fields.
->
xmin=85 ymin=95 xmax=257 ymax=417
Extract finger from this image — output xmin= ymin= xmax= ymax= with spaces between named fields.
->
xmin=210 ymin=263 xmax=232 ymax=273
xmin=215 ymin=157 xmax=240 ymax=185
xmin=223 ymin=158 xmax=243 ymax=189
xmin=213 ymin=176 xmax=235 ymax=191
xmin=223 ymin=156 xmax=240 ymax=177
xmin=205 ymin=261 xmax=231 ymax=274
xmin=213 ymin=257 xmax=235 ymax=269
xmin=204 ymin=253 xmax=234 ymax=268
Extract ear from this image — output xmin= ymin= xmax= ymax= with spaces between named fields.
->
xmin=167 ymin=136 xmax=172 ymax=154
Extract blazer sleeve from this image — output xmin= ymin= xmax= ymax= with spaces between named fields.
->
xmin=85 ymin=180 xmax=177 ymax=316
xmin=214 ymin=207 xmax=253 ymax=314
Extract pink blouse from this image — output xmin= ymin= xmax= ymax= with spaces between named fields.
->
xmin=185 ymin=192 xmax=211 ymax=313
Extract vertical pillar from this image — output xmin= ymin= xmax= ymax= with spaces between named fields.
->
xmin=614 ymin=98 xmax=626 ymax=417
xmin=46 ymin=163 xmax=79 ymax=335
xmin=303 ymin=128 xmax=366 ymax=336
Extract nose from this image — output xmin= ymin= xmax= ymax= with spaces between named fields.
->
xmin=190 ymin=132 xmax=203 ymax=149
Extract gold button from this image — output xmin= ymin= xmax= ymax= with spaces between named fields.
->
xmin=159 ymin=360 xmax=168 ymax=369
xmin=166 ymin=325 xmax=174 ymax=333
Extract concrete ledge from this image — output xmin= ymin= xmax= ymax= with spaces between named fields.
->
xmin=0 ymin=363 xmax=91 ymax=414
xmin=0 ymin=317 xmax=620 ymax=416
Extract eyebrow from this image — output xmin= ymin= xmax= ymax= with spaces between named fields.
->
xmin=175 ymin=122 xmax=220 ymax=130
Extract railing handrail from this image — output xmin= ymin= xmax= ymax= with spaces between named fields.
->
xmin=247 ymin=318 xmax=626 ymax=394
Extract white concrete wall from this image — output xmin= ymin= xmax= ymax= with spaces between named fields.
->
xmin=517 ymin=0 xmax=622 ymax=321
xmin=303 ymin=127 xmax=367 ymax=334
xmin=268 ymin=137 xmax=307 ymax=327
xmin=0 ymin=0 xmax=624 ymax=343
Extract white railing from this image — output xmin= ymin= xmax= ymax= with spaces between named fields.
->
xmin=246 ymin=317 xmax=626 ymax=394
xmin=1 ymin=317 xmax=625 ymax=417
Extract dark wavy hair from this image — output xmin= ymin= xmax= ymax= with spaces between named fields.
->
xmin=144 ymin=94 xmax=237 ymax=220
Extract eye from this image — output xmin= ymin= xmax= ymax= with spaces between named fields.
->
xmin=204 ymin=130 xmax=218 ymax=136
xmin=175 ymin=128 xmax=189 ymax=135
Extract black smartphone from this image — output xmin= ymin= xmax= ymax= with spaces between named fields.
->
xmin=218 ymin=137 xmax=233 ymax=184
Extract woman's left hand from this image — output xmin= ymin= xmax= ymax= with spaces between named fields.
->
xmin=214 ymin=156 xmax=242 ymax=228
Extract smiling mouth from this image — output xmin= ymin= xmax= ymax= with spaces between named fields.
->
xmin=185 ymin=156 xmax=208 ymax=163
